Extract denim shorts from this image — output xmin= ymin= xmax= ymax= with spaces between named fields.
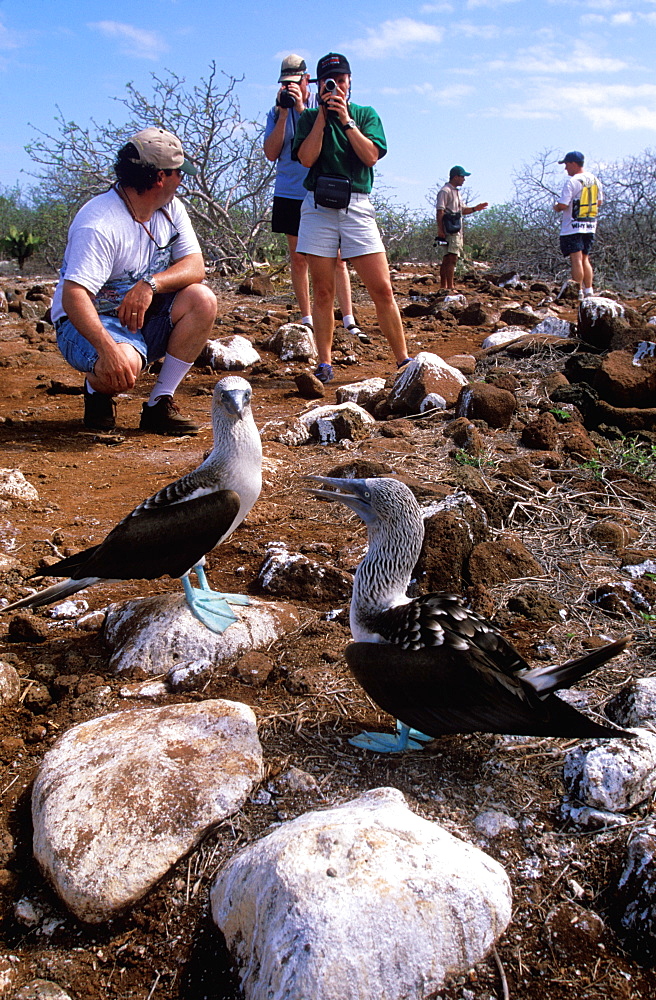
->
xmin=55 ymin=292 xmax=176 ymax=374
xmin=296 ymin=192 xmax=385 ymax=259
xmin=560 ymin=232 xmax=595 ymax=258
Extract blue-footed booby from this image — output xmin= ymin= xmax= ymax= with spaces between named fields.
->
xmin=3 ymin=377 xmax=262 ymax=633
xmin=308 ymin=476 xmax=631 ymax=751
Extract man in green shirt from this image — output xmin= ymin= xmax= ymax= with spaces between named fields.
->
xmin=292 ymin=52 xmax=410 ymax=384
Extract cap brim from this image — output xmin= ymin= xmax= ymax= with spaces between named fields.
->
xmin=180 ymin=158 xmax=197 ymax=176
xmin=279 ymin=73 xmax=304 ymax=83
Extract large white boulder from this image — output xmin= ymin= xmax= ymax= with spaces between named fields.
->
xmin=33 ymin=700 xmax=262 ymax=923
xmin=211 ymin=787 xmax=511 ymax=1000
xmin=103 ymin=593 xmax=300 ymax=674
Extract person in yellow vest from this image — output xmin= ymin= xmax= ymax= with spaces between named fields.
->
xmin=553 ymin=151 xmax=603 ymax=298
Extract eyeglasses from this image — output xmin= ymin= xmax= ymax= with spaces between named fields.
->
xmin=138 ymin=220 xmax=180 ymax=251
xmin=115 ymin=183 xmax=180 ymax=250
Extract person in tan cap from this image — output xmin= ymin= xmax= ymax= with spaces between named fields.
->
xmin=263 ymin=55 xmax=364 ymax=344
xmin=50 ymin=127 xmax=216 ymax=434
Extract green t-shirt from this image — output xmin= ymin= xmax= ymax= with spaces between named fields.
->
xmin=291 ymin=102 xmax=387 ymax=194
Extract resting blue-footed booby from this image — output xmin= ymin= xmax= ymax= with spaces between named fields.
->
xmin=307 ymin=476 xmax=632 ymax=751
xmin=3 ymin=377 xmax=262 ymax=633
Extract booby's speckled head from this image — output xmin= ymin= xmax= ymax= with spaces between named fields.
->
xmin=306 ymin=476 xmax=421 ymax=527
xmin=214 ymin=376 xmax=253 ymax=419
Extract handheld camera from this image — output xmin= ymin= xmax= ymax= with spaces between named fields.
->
xmin=277 ymin=84 xmax=296 ymax=109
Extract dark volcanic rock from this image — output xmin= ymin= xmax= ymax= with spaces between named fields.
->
xmin=455 ymin=383 xmax=516 ymax=429
xmin=468 ymin=536 xmax=543 ymax=587
xmin=413 ymin=497 xmax=488 ymax=593
xmin=521 ymin=411 xmax=559 ymax=450
xmin=507 ymin=587 xmax=564 ymax=622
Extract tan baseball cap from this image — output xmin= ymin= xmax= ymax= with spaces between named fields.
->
xmin=278 ymin=54 xmax=307 ymax=83
xmin=128 ymin=127 xmax=197 ymax=175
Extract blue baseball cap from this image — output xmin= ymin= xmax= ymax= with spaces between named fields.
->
xmin=449 ymin=165 xmax=471 ymax=178
xmin=558 ymin=151 xmax=584 ymax=166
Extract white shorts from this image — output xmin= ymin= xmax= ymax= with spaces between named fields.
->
xmin=296 ymin=192 xmax=386 ymax=259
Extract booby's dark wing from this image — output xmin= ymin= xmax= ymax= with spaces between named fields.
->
xmin=345 ymin=642 xmax=632 ymax=738
xmin=366 ymin=593 xmax=533 ymax=695
xmin=39 ymin=491 xmax=241 ymax=582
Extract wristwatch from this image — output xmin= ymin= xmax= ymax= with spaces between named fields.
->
xmin=144 ymin=275 xmax=158 ymax=294
xmin=343 ymin=118 xmax=357 ymax=131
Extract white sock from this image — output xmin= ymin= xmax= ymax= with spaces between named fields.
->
xmin=85 ymin=379 xmax=97 ymax=394
xmin=342 ymin=314 xmax=355 ymax=329
xmin=147 ymin=353 xmax=193 ymax=406
xmin=301 ymin=315 xmax=313 ymax=326
xmin=583 ymin=286 xmax=594 ymax=296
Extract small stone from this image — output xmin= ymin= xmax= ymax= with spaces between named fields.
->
xmin=234 ymin=651 xmax=275 ymax=687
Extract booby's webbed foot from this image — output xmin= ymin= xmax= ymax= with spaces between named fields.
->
xmin=191 ymin=565 xmax=251 ymax=606
xmin=396 ymin=720 xmax=432 ymax=744
xmin=349 ymin=723 xmax=428 ymax=753
xmin=182 ymin=577 xmax=239 ymax=633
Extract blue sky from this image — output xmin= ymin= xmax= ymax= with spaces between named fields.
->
xmin=2 ymin=0 xmax=656 ymax=214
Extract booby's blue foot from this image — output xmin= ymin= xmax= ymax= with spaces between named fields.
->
xmin=396 ymin=720 xmax=432 ymax=744
xmin=191 ymin=565 xmax=251 ymax=606
xmin=182 ymin=577 xmax=240 ymax=633
xmin=349 ymin=723 xmax=428 ymax=753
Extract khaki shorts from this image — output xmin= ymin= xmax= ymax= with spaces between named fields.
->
xmin=440 ymin=230 xmax=464 ymax=258
xmin=297 ymin=192 xmax=385 ymax=259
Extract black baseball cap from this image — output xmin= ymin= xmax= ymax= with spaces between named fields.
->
xmin=558 ymin=151 xmax=584 ymax=165
xmin=316 ymin=52 xmax=351 ymax=80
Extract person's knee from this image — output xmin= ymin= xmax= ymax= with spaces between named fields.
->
xmin=176 ymin=283 xmax=217 ymax=324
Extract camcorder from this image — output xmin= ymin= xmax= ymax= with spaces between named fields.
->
xmin=322 ymin=78 xmax=338 ymax=116
xmin=277 ymin=84 xmax=296 ymax=110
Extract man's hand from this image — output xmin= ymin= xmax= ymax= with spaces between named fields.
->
xmin=324 ymin=88 xmax=349 ymax=125
xmin=278 ymin=82 xmax=305 ymax=114
xmin=93 ymin=341 xmax=140 ymax=392
xmin=117 ymin=280 xmax=153 ymax=332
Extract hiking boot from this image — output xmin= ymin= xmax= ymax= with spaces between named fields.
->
xmin=139 ymin=396 xmax=199 ymax=436
xmin=314 ymin=363 xmax=333 ymax=384
xmin=83 ymin=385 xmax=116 ymax=431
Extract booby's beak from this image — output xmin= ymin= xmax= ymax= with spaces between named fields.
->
xmin=305 ymin=476 xmax=374 ymax=521
xmin=219 ymin=387 xmax=251 ymax=419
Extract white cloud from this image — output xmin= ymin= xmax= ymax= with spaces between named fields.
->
xmin=88 ymin=21 xmax=168 ymax=61
xmin=0 ymin=17 xmax=21 ymax=51
xmin=346 ymin=18 xmax=443 ymax=59
xmin=452 ymin=21 xmax=502 ymax=38
xmin=420 ymin=2 xmax=454 ymax=11
xmin=487 ymin=82 xmax=656 ymax=131
xmin=488 ymin=40 xmax=628 ymax=74
xmin=381 ymin=82 xmax=474 ymax=104
xmin=466 ymin=0 xmax=520 ymax=8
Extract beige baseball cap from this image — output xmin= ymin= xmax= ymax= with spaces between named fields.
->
xmin=128 ymin=127 xmax=197 ymax=175
xmin=278 ymin=54 xmax=307 ymax=83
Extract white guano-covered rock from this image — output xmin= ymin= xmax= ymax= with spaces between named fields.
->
xmin=530 ymin=316 xmax=574 ymax=338
xmin=563 ymin=728 xmax=656 ymax=812
xmin=481 ymin=327 xmax=536 ymax=349
xmin=387 ymin=351 xmax=468 ymax=414
xmin=33 ymin=700 xmax=263 ymax=923
xmin=335 ymin=377 xmax=385 ymax=405
xmin=299 ymin=402 xmax=375 ymax=444
xmin=268 ymin=322 xmax=317 ymax=362
xmin=103 ymin=593 xmax=300 ymax=674
xmin=202 ymin=336 xmax=260 ymax=371
xmin=210 ymin=786 xmax=512 ymax=1000
xmin=605 ymin=677 xmax=656 ymax=728
xmin=0 ymin=468 xmax=39 ymax=503
xmin=0 ymin=660 xmax=20 ymax=707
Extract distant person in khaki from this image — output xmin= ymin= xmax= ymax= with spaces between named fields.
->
xmin=51 ymin=127 xmax=216 ymax=435
xmin=553 ymin=151 xmax=602 ymax=298
xmin=435 ymin=166 xmax=488 ymax=290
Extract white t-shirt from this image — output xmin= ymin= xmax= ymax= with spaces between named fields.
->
xmin=558 ymin=171 xmax=602 ymax=236
xmin=51 ymin=187 xmax=202 ymax=322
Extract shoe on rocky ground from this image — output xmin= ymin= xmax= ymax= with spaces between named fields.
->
xmin=139 ymin=395 xmax=199 ymax=436
xmin=346 ymin=323 xmax=370 ymax=344
xmin=83 ymin=385 xmax=116 ymax=431
xmin=397 ymin=357 xmax=413 ymax=368
xmin=314 ymin=363 xmax=333 ymax=384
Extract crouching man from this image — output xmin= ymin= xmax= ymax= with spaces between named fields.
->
xmin=51 ymin=126 xmax=216 ymax=434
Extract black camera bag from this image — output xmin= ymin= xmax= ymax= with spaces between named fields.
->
xmin=314 ymin=174 xmax=352 ymax=211
xmin=443 ymin=210 xmax=462 ymax=234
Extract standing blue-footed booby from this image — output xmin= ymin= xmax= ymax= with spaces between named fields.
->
xmin=3 ymin=377 xmax=262 ymax=633
xmin=307 ymin=476 xmax=632 ymax=751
